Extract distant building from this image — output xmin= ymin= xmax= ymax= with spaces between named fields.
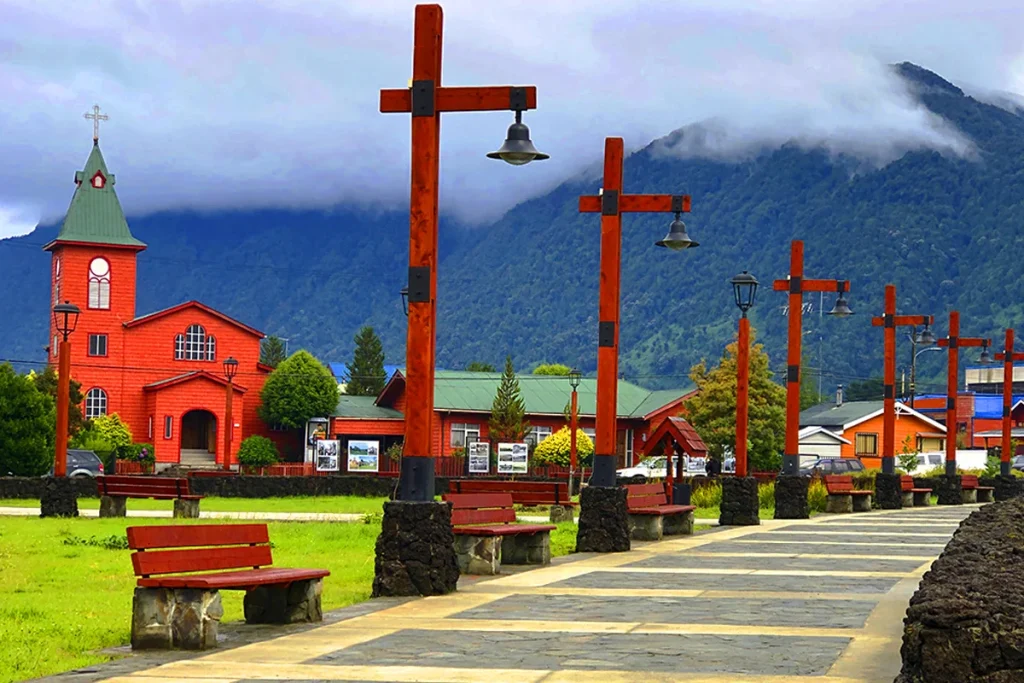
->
xmin=965 ymin=363 xmax=1024 ymax=395
xmin=913 ymin=392 xmax=1024 ymax=449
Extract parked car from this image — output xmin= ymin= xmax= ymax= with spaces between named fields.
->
xmin=616 ymin=456 xmax=667 ymax=483
xmin=903 ymin=450 xmax=988 ymax=476
xmin=1012 ymin=455 xmax=1024 ymax=472
xmin=47 ymin=449 xmax=104 ymax=478
xmin=799 ymin=457 xmax=865 ymax=476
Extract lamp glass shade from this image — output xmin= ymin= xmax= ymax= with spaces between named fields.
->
xmin=568 ymin=367 xmax=582 ymax=390
xmin=52 ymin=301 xmax=81 ymax=337
xmin=730 ymin=271 xmax=759 ymax=313
xmin=655 ymin=215 xmax=699 ymax=250
xmin=979 ymin=346 xmax=993 ymax=364
xmin=916 ymin=326 xmax=937 ymax=346
xmin=827 ymin=294 xmax=854 ymax=317
xmin=223 ymin=357 xmax=239 ymax=380
xmin=487 ymin=119 xmax=549 ymax=166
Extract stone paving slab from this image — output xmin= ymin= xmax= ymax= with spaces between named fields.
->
xmin=310 ymin=628 xmax=852 ymax=676
xmin=555 ymin=569 xmax=902 ymax=594
xmin=738 ymin=531 xmax=948 ymax=546
xmin=785 ymin=524 xmax=958 ymax=534
xmin=697 ymin=540 xmax=941 ymax=556
xmin=619 ymin=553 xmax=927 ymax=573
xmin=451 ymin=593 xmax=876 ymax=628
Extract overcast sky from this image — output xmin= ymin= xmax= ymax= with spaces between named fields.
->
xmin=0 ymin=0 xmax=1022 ymax=238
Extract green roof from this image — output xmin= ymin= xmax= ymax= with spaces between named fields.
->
xmin=48 ymin=142 xmax=145 ymax=249
xmin=429 ymin=370 xmax=691 ymax=419
xmin=333 ymin=395 xmax=404 ymax=419
xmin=800 ymin=401 xmax=883 ymax=428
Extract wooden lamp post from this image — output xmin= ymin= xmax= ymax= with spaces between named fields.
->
xmin=994 ymin=329 xmax=1023 ymax=477
xmin=869 ymin=285 xmax=933 ymax=475
xmin=578 ymin=136 xmax=695 ymax=490
xmin=772 ymin=241 xmax=852 ymax=477
xmin=222 ymin=357 xmax=238 ymax=472
xmin=51 ymin=301 xmax=81 ymax=478
xmin=730 ymin=271 xmax=759 ymax=478
xmin=380 ymin=3 xmax=546 ymax=502
xmin=936 ymin=311 xmax=991 ymax=481
xmin=568 ymin=368 xmax=581 ymax=495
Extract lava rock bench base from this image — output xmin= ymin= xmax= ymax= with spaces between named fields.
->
xmin=131 ymin=587 xmax=222 ymax=650
xmin=627 ymin=510 xmax=695 ymax=541
xmin=452 ymin=531 xmax=551 ymax=575
xmin=244 ymin=578 xmax=323 ymax=624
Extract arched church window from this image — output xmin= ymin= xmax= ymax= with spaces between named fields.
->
xmin=88 ymin=257 xmax=110 ymax=310
xmin=206 ymin=335 xmax=216 ymax=361
xmin=85 ymin=388 xmax=107 ymax=419
xmin=185 ymin=324 xmax=207 ymax=361
xmin=174 ymin=334 xmax=185 ymax=360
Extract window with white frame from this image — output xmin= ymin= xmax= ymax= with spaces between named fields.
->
xmin=450 ymin=422 xmax=481 ymax=448
xmin=52 ymin=335 xmax=58 ymax=357
xmin=148 ymin=416 xmax=153 ymax=439
xmin=175 ymin=324 xmax=210 ymax=361
xmin=87 ymin=257 xmax=110 ymax=309
xmin=88 ymin=333 xmax=107 ymax=357
xmin=164 ymin=416 xmax=172 ymax=439
xmin=526 ymin=426 xmax=553 ymax=447
xmin=53 ymin=258 xmax=61 ymax=305
xmin=626 ymin=429 xmax=634 ymax=461
xmin=174 ymin=334 xmax=185 ymax=359
xmin=85 ymin=388 xmax=107 ymax=419
xmin=206 ymin=335 xmax=216 ymax=361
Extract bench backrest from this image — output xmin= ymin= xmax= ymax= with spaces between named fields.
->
xmin=900 ymin=475 xmax=915 ymax=491
xmin=823 ymin=475 xmax=855 ymax=494
xmin=450 ymin=479 xmax=571 ymax=506
xmin=126 ymin=523 xmax=272 ymax=578
xmin=97 ymin=475 xmax=190 ymax=498
xmin=625 ymin=483 xmax=669 ymax=511
xmin=961 ymin=474 xmax=980 ymax=487
xmin=444 ymin=493 xmax=517 ymax=526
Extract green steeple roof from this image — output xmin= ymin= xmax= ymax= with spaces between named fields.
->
xmin=47 ymin=141 xmax=145 ymax=250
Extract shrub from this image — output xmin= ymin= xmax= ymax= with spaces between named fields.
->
xmin=91 ymin=414 xmax=133 ymax=458
xmin=119 ymin=443 xmax=154 ymax=464
xmin=237 ymin=436 xmax=280 ymax=467
xmin=385 ymin=442 xmax=403 ymax=462
xmin=851 ymin=468 xmax=880 ymax=493
xmin=758 ymin=482 xmax=775 ymax=509
xmin=808 ymin=479 xmax=828 ymax=512
xmin=691 ymin=481 xmax=722 ymax=508
xmin=531 ymin=427 xmax=595 ymax=467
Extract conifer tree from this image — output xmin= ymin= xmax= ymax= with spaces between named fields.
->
xmin=488 ymin=355 xmax=532 ymax=445
xmin=344 ymin=326 xmax=387 ymax=396
xmin=260 ymin=336 xmax=287 ymax=368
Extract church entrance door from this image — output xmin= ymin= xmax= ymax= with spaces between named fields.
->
xmin=180 ymin=409 xmax=217 ymax=467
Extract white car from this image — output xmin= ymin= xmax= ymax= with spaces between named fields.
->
xmin=616 ymin=455 xmax=708 ymax=481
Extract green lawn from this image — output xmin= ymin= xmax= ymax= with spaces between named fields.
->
xmin=0 ymin=495 xmax=391 ymax=515
xmin=0 ymin=516 xmax=579 ymax=682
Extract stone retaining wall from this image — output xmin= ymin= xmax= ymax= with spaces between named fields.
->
xmin=0 ymin=476 xmax=95 ymax=499
xmin=896 ymin=497 xmax=1024 ymax=682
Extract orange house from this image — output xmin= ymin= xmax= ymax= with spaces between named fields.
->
xmin=799 ymin=399 xmax=947 ymax=469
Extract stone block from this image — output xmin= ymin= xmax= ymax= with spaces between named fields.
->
xmin=852 ymin=494 xmax=872 ymax=512
xmin=503 ymin=532 xmax=551 ymax=565
xmin=874 ymin=472 xmax=903 ymax=510
xmin=549 ymin=505 xmax=575 ymax=524
xmin=576 ymin=486 xmax=630 ymax=553
xmin=39 ymin=476 xmax=78 ymax=518
xmin=453 ymin=535 xmax=502 ymax=575
xmin=774 ymin=475 xmax=809 ymax=519
xmin=901 ymin=491 xmax=915 ymax=507
xmin=961 ymin=488 xmax=979 ymax=504
xmin=977 ymin=488 xmax=995 ymax=503
xmin=99 ymin=495 xmax=126 ymax=518
xmin=913 ymin=490 xmax=932 ymax=506
xmin=936 ymin=474 xmax=962 ymax=506
xmin=132 ymin=586 xmax=222 ymax=650
xmin=628 ymin=514 xmax=663 ymax=541
xmin=826 ymin=493 xmax=853 ymax=514
xmin=244 ymin=578 xmax=323 ymax=623
xmin=662 ymin=511 xmax=694 ymax=536
xmin=173 ymin=498 xmax=200 ymax=519
xmin=372 ymin=500 xmax=459 ymax=597
xmin=719 ymin=477 xmax=760 ymax=526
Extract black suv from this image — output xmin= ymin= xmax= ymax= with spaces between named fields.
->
xmin=799 ymin=458 xmax=865 ymax=476
xmin=47 ymin=449 xmax=105 ymax=477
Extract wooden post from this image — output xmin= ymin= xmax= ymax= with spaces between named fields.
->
xmin=945 ymin=311 xmax=959 ymax=476
xmin=54 ymin=339 xmax=71 ymax=478
xmin=882 ymin=285 xmax=897 ymax=473
xmin=224 ymin=381 xmax=234 ymax=471
xmin=735 ymin=315 xmax=750 ymax=478
xmin=995 ymin=329 xmax=1024 ymax=477
xmin=783 ymin=241 xmax=804 ymax=476
xmin=569 ymin=387 xmax=578 ymax=494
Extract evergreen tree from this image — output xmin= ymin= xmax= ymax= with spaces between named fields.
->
xmin=260 ymin=336 xmax=287 ymax=368
xmin=533 ymin=363 xmax=572 ymax=376
xmin=259 ymin=350 xmax=339 ymax=429
xmin=684 ymin=327 xmax=786 ymax=472
xmin=344 ymin=326 xmax=386 ymax=396
xmin=800 ymin=353 xmax=823 ymax=410
xmin=845 ymin=377 xmax=885 ymax=402
xmin=31 ymin=365 xmax=84 ymax=437
xmin=0 ymin=363 xmax=55 ymax=476
xmin=466 ymin=361 xmax=496 ymax=372
xmin=488 ymin=356 xmax=532 ymax=445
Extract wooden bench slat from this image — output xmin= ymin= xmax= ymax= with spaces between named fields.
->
xmin=127 ymin=524 xmax=270 ymax=550
xmin=446 ymin=492 xmax=514 ymax=510
xmin=132 ymin=544 xmax=273 ymax=577
xmin=138 ymin=567 xmax=329 ymax=589
xmin=451 ymin=508 xmax=517 ymax=526
xmin=452 ymin=523 xmax=557 ymax=536
xmin=452 ymin=480 xmax=573 ymax=506
xmin=824 ymin=475 xmax=872 ymax=495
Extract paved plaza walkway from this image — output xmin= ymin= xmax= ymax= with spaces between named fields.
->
xmin=93 ymin=504 xmax=975 ymax=683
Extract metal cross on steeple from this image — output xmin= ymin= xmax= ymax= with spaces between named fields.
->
xmin=83 ymin=105 xmax=108 ymax=142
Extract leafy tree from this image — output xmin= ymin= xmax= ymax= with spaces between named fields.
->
xmin=533 ymin=363 xmax=572 ymax=376
xmin=845 ymin=377 xmax=884 ymax=402
xmin=344 ymin=326 xmax=386 ymax=397
xmin=466 ymin=362 xmax=496 ymax=372
xmin=532 ymin=426 xmax=594 ymax=466
xmin=683 ymin=327 xmax=786 ymax=472
xmin=897 ymin=435 xmax=919 ymax=473
xmin=799 ymin=353 xmax=823 ymax=410
xmin=237 ymin=435 xmax=280 ymax=467
xmin=259 ymin=350 xmax=339 ymax=429
xmin=30 ymin=366 xmax=85 ymax=438
xmin=488 ymin=356 xmax=531 ymax=445
xmin=0 ymin=363 xmax=55 ymax=475
xmin=260 ymin=336 xmax=287 ymax=368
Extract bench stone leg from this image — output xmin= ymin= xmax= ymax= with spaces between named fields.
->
xmin=826 ymin=494 xmax=853 ymax=514
xmin=901 ymin=491 xmax=915 ymax=507
xmin=961 ymin=489 xmax=978 ymax=504
xmin=663 ymin=511 xmax=694 ymax=536
xmin=132 ymin=586 xmax=222 ymax=650
xmin=977 ymin=489 xmax=995 ymax=503
xmin=913 ymin=491 xmax=932 ymax=507
xmin=628 ymin=514 xmax=663 ymax=541
xmin=549 ymin=505 xmax=575 ymax=524
xmin=99 ymin=495 xmax=126 ymax=518
xmin=244 ymin=578 xmax=323 ymax=624
xmin=852 ymin=495 xmax=872 ymax=512
xmin=173 ymin=498 xmax=200 ymax=519
xmin=502 ymin=531 xmax=551 ymax=566
xmin=453 ymin=535 xmax=501 ymax=575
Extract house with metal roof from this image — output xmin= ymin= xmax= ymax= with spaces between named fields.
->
xmin=912 ymin=392 xmax=1024 ymax=448
xmin=329 ymin=369 xmax=695 ymax=468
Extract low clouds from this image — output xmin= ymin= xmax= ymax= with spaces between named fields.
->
xmin=0 ymin=0 xmax=1021 ymax=237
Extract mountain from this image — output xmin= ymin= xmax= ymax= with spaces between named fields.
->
xmin=2 ymin=63 xmax=1023 ymax=395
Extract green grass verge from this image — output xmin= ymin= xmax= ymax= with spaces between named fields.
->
xmin=0 ymin=515 xmax=579 ymax=682
xmin=0 ymin=495 xmax=390 ymax=515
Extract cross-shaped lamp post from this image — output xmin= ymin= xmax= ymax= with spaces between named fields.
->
xmin=994 ymin=329 xmax=1023 ymax=478
xmin=222 ymin=357 xmax=238 ymax=472
xmin=380 ymin=3 xmax=546 ymax=503
xmin=568 ymin=368 xmax=582 ymax=497
xmin=42 ymin=301 xmax=81 ymax=518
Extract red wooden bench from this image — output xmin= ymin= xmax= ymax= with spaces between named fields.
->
xmin=624 ymin=483 xmax=696 ymax=540
xmin=960 ymin=474 xmax=995 ymax=503
xmin=97 ymin=475 xmax=203 ymax=518
xmin=450 ymin=479 xmax=576 ymax=522
xmin=824 ymin=475 xmax=873 ymax=512
xmin=900 ymin=475 xmax=932 ymax=507
xmin=443 ymin=492 xmax=556 ymax=575
xmin=127 ymin=523 xmax=329 ymax=650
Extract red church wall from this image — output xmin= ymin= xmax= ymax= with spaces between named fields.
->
xmin=148 ymin=377 xmax=246 ymax=464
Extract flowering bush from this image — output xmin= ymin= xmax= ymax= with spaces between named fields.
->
xmin=532 ymin=427 xmax=594 ymax=467
xmin=120 ymin=443 xmax=155 ymax=464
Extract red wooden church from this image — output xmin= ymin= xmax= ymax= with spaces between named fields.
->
xmin=44 ymin=136 xmax=273 ymax=468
